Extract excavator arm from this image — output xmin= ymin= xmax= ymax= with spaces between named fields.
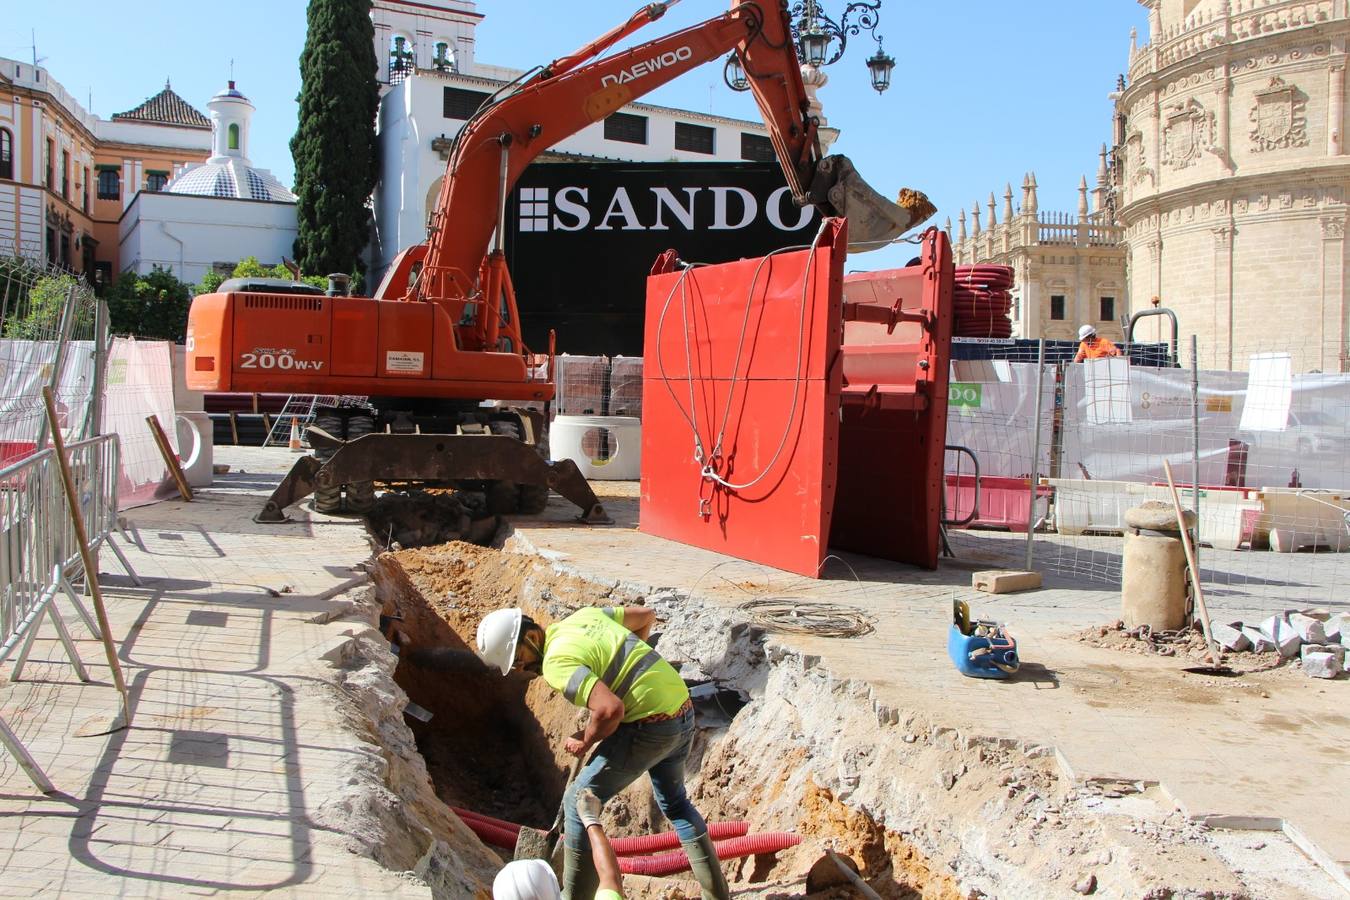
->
xmin=377 ymin=0 xmax=933 ymax=321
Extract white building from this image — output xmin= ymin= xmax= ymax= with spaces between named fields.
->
xmin=118 ymin=82 xmax=297 ymax=284
xmin=368 ymin=0 xmax=837 ymax=286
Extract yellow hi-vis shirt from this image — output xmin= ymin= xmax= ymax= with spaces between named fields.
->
xmin=542 ymin=607 xmax=687 ymax=723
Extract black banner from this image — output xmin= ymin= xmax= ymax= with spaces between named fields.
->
xmin=505 ymin=161 xmax=821 ymax=356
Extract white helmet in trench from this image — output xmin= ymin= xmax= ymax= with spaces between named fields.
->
xmin=493 ymin=859 xmax=560 ymax=900
xmin=477 ymin=607 xmax=524 ymax=675
xmin=1079 ymin=324 xmax=1097 ymax=340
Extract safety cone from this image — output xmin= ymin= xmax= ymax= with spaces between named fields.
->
xmin=288 ymin=416 xmax=303 ymax=452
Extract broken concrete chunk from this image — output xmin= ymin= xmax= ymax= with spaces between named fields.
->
xmin=1287 ymin=613 xmax=1327 ymax=645
xmin=1258 ymin=615 xmax=1302 ymax=658
xmin=973 ymin=570 xmax=1043 ymax=594
xmin=1300 ymin=645 xmax=1344 ymax=679
xmin=1323 ymin=613 xmax=1349 ymax=643
xmin=1241 ymin=626 xmax=1276 ymax=654
xmin=1298 ymin=608 xmax=1332 ymax=622
xmin=1211 ymin=623 xmax=1251 ymax=652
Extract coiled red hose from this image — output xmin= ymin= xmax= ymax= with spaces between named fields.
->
xmin=619 ymin=833 xmax=803 ymax=877
xmin=953 ymin=264 xmax=1015 ymax=339
xmin=451 ymin=808 xmax=750 ymax=856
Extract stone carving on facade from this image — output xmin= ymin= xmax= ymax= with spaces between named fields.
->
xmin=1125 ymin=131 xmax=1155 ymax=186
xmin=1161 ymin=99 xmax=1214 ymax=169
xmin=1321 ymin=216 xmax=1346 ymax=239
xmin=1249 ymin=77 xmax=1308 ymax=152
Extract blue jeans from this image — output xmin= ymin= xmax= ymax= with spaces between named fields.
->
xmin=562 ymin=707 xmax=707 ymax=850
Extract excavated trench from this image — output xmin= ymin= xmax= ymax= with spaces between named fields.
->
xmin=366 ymin=538 xmax=1339 ymax=900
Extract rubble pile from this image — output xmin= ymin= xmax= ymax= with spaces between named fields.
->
xmin=1083 ymin=611 xmax=1349 ymax=680
xmin=1212 ymin=609 xmax=1349 ymax=679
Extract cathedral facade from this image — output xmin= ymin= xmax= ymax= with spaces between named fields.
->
xmin=1115 ymin=0 xmax=1350 ymax=372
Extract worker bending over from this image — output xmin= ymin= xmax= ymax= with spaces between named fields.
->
xmin=477 ymin=606 xmax=729 ymax=900
xmin=493 ymin=789 xmax=624 ymax=900
xmin=1074 ymin=324 xmax=1123 ymax=363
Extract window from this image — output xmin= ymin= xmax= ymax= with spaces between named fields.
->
xmin=227 ymin=123 xmax=240 ymax=151
xmin=433 ymin=41 xmax=453 ymax=72
xmin=604 ymin=112 xmax=647 ymax=145
xmin=82 ymin=167 xmax=89 ymax=212
xmin=59 ymin=233 xmax=69 ymax=267
xmin=45 ymin=227 xmax=55 ymax=265
xmin=1050 ymin=295 xmax=1066 ymax=321
xmin=45 ymin=138 xmax=53 ymax=189
xmin=146 ymin=171 xmax=169 ymax=192
xmin=97 ymin=168 xmax=120 ymax=201
xmin=740 ymin=132 xmax=774 ymax=163
xmin=0 ymin=128 xmax=12 ymax=180
xmin=443 ymin=87 xmax=490 ymax=120
xmin=674 ymin=122 xmax=715 ymax=155
xmin=61 ymin=150 xmax=69 ymax=199
xmin=1099 ymin=296 xmax=1115 ymax=322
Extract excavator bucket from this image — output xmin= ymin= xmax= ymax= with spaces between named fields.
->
xmin=809 ymin=155 xmax=937 ymax=253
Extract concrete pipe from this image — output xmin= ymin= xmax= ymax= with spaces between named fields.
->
xmin=1120 ymin=501 xmax=1195 ymax=632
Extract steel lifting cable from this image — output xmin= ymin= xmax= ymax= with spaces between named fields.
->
xmin=654 ymin=221 xmax=829 ymax=498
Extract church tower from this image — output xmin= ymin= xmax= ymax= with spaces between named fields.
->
xmin=370 ymin=0 xmax=483 ymax=90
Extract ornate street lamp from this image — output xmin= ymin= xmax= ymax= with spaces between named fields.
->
xmin=722 ymin=53 xmax=749 ymax=92
xmin=866 ymin=45 xmax=895 ymax=93
xmin=723 ymin=0 xmax=890 ymax=96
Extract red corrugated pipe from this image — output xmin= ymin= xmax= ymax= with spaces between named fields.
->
xmin=451 ymin=808 xmax=751 ymax=856
xmin=618 ymin=833 xmax=802 ymax=877
xmin=612 ymin=821 xmax=748 ymax=855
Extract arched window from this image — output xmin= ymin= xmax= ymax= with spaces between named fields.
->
xmin=97 ymin=168 xmax=120 ymax=201
xmin=433 ymin=41 xmax=454 ymax=73
xmin=390 ymin=35 xmax=414 ymax=84
xmin=0 ymin=128 xmax=12 ymax=181
xmin=228 ymin=123 xmax=240 ymax=151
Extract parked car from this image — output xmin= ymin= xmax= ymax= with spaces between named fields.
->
xmin=1242 ymin=409 xmax=1350 ymax=457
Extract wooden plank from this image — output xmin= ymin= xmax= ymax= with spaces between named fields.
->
xmin=1163 ymin=459 xmax=1219 ymax=662
xmin=146 ymin=414 xmax=193 ymax=501
xmin=42 ymin=387 xmax=132 ymax=731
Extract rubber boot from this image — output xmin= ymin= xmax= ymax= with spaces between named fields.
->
xmin=560 ymin=842 xmax=599 ymax=900
xmin=681 ymin=831 xmax=731 ymax=900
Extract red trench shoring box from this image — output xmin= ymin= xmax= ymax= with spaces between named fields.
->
xmin=639 ymin=219 xmax=954 ymax=578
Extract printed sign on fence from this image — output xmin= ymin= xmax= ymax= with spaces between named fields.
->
xmin=948 ymin=383 xmax=983 ymax=409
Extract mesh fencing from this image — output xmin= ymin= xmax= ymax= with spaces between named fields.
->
xmin=943 ymin=334 xmax=1350 ymax=618
xmin=0 ymin=255 xmax=103 ymax=454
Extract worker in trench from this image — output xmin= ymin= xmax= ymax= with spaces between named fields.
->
xmin=477 ymin=606 xmax=729 ymax=900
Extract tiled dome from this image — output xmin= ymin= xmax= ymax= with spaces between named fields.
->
xmin=168 ymin=161 xmax=295 ymax=202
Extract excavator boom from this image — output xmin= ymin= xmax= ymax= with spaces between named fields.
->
xmin=378 ymin=0 xmax=933 ymax=320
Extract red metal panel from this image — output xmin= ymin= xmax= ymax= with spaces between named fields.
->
xmin=639 ymin=219 xmax=846 ymax=578
xmin=830 ymin=229 xmax=954 ymax=570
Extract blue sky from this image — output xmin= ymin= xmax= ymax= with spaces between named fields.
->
xmin=8 ymin=1 xmax=1148 ymax=269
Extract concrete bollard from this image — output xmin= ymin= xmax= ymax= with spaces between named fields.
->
xmin=1121 ymin=501 xmax=1196 ymax=632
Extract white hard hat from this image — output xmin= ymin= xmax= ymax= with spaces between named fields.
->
xmin=492 ymin=859 xmax=560 ymax=900
xmin=1078 ymin=324 xmax=1097 ymax=340
xmin=477 ymin=608 xmax=524 ymax=675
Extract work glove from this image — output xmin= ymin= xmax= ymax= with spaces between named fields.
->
xmin=575 ymin=788 xmax=604 ymax=829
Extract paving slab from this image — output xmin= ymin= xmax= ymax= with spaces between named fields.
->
xmin=509 ymin=479 xmax=1350 ymax=884
xmin=0 ymin=449 xmax=428 ymax=896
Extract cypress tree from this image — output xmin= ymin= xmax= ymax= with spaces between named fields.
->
xmin=291 ymin=0 xmax=380 ymax=277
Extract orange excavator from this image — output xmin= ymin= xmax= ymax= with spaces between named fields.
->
xmin=185 ymin=0 xmax=935 ymax=523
